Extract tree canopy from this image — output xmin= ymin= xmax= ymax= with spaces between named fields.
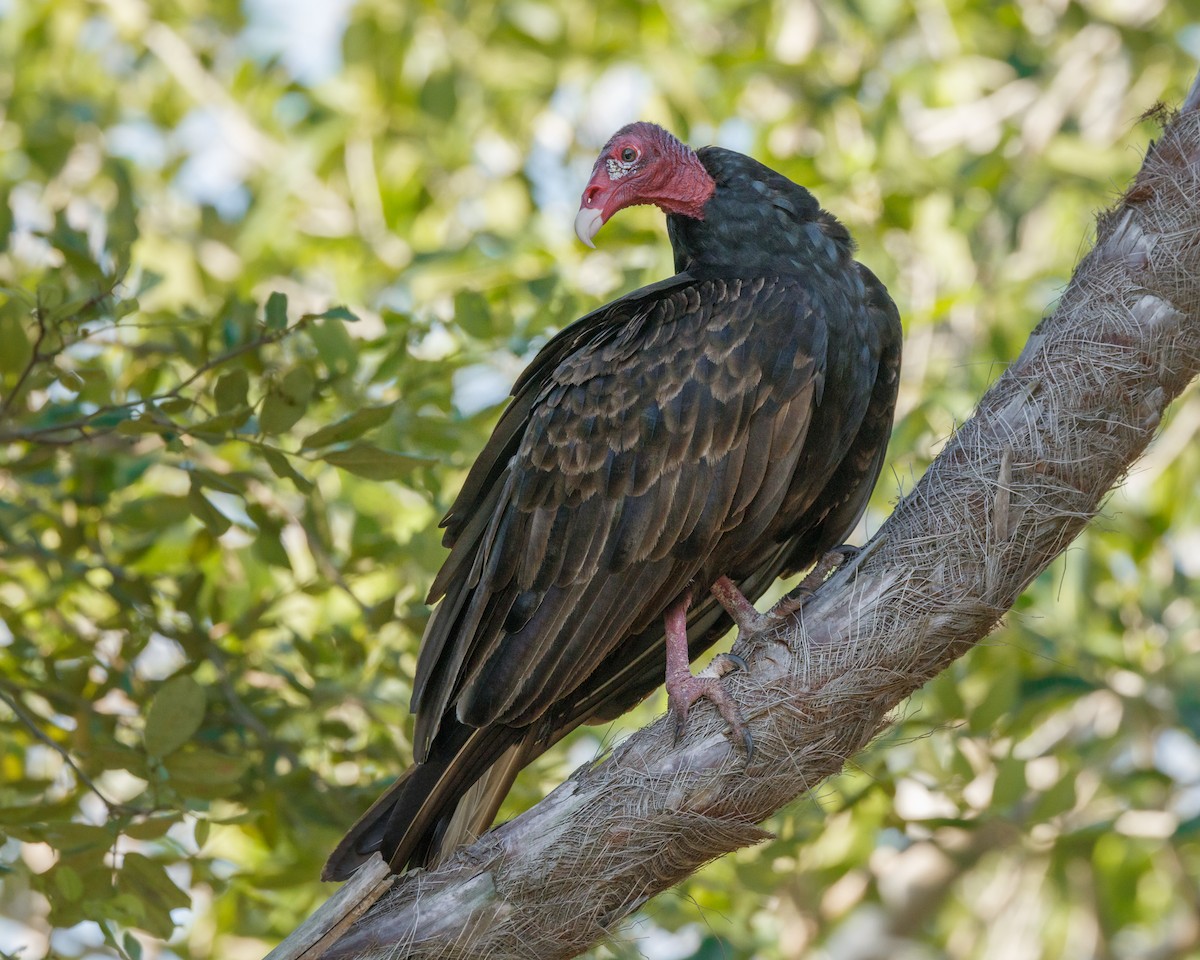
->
xmin=1 ymin=2 xmax=1198 ymax=959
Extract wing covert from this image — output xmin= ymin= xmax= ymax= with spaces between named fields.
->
xmin=412 ymin=275 xmax=829 ymax=753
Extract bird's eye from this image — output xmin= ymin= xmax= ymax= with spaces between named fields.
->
xmin=620 ymin=147 xmax=637 ymax=163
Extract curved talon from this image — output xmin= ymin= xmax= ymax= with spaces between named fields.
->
xmin=709 ymin=652 xmax=747 ymax=676
xmin=737 ymin=724 xmax=755 ymax=761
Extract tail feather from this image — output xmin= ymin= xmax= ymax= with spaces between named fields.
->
xmin=322 ymin=718 xmax=523 ymax=881
xmin=325 ymin=560 xmax=801 ymax=883
xmin=424 ymin=743 xmax=527 ymax=863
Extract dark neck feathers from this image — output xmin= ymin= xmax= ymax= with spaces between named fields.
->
xmin=667 ymin=145 xmax=854 ymax=277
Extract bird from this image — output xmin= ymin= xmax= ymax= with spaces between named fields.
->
xmin=323 ymin=121 xmax=902 ymax=881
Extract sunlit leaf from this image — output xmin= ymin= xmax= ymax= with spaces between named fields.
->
xmin=123 ymin=816 xmax=178 ymax=841
xmin=215 ymin=369 xmax=250 ymax=411
xmin=307 ymin=305 xmax=360 ymax=323
xmin=163 ymin=748 xmax=252 ymax=797
xmin=301 ymin=402 xmax=396 ymax=448
xmin=187 ymin=483 xmax=232 ymax=536
xmin=0 ymin=310 xmax=33 ymax=374
xmin=54 ymin=865 xmax=84 ymax=902
xmin=309 ymin=317 xmax=357 ymax=377
xmin=262 ymin=445 xmax=314 ymax=492
xmin=265 ymin=291 xmax=288 ymax=331
xmin=453 ymin=290 xmax=492 ymax=338
xmin=118 ymin=854 xmax=190 ymax=939
xmin=143 ymin=675 xmax=207 ymax=758
xmin=321 ymin=442 xmax=430 ymax=480
xmin=259 ymin=366 xmax=315 ymax=434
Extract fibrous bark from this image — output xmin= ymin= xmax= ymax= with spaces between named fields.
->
xmin=269 ymin=74 xmax=1200 ymax=960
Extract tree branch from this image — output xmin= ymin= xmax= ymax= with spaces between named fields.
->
xmin=270 ymin=74 xmax=1200 ymax=960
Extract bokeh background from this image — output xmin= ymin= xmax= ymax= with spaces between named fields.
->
xmin=1 ymin=1 xmax=1199 ymax=958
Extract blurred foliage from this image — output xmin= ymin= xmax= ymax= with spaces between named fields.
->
xmin=0 ymin=0 xmax=1198 ymax=958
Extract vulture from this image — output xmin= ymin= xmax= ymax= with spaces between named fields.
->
xmin=323 ymin=122 xmax=902 ymax=880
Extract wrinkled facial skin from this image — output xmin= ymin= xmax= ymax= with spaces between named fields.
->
xmin=575 ymin=123 xmax=715 ymax=247
xmin=575 ymin=133 xmax=656 ymax=246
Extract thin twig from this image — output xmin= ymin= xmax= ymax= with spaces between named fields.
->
xmin=0 ymin=319 xmax=308 ymax=445
xmin=0 ymin=681 xmax=126 ymax=813
xmin=0 ymin=300 xmax=48 ymax=420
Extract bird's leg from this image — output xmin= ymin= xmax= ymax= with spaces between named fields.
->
xmin=710 ymin=575 xmax=774 ymax=635
xmin=769 ymin=544 xmax=861 ymax=620
xmin=664 ymin=596 xmax=753 ymax=757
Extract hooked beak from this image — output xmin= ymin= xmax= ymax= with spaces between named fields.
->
xmin=574 ymin=206 xmax=605 ymax=248
xmin=575 ymin=169 xmax=614 ymax=248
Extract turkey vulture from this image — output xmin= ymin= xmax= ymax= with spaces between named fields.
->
xmin=323 ymin=122 xmax=902 ymax=880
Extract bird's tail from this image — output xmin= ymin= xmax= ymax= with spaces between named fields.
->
xmin=322 ymin=719 xmax=527 ymax=881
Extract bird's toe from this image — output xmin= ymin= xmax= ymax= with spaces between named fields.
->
xmin=666 ymin=672 xmax=753 ymax=759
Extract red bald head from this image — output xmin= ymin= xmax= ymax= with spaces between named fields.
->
xmin=575 ymin=122 xmax=716 ymax=247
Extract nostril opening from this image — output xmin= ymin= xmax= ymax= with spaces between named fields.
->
xmin=583 ymin=186 xmax=601 ymax=207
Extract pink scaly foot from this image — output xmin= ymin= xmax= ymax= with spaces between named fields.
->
xmin=711 ymin=549 xmax=861 ymax=636
xmin=710 ymin=575 xmax=774 ymax=635
xmin=664 ymin=596 xmax=753 ymax=758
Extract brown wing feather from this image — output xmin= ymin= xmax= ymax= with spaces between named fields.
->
xmin=325 ymin=261 xmax=901 ymax=881
xmin=420 ymin=277 xmax=824 ymax=738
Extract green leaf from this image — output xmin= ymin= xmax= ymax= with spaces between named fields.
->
xmin=1032 ymin=772 xmax=1077 ymax=821
xmin=123 ymin=816 xmax=177 ymax=841
xmin=301 ymin=402 xmax=396 ymax=449
xmin=118 ymin=853 xmax=190 ymax=939
xmin=321 ymin=442 xmax=429 ymax=480
xmin=113 ymin=494 xmax=191 ymax=530
xmin=261 ymin=445 xmax=314 ymax=492
xmin=306 ymin=305 xmax=359 ymax=323
xmin=143 ymin=675 xmax=206 ymax=758
xmin=159 ymin=397 xmax=192 ymax=416
xmin=123 ymin=931 xmax=144 ymax=960
xmin=925 ymin=671 xmax=966 ymax=719
xmin=189 ymin=467 xmax=245 ymax=496
xmin=39 ymin=821 xmax=114 ymax=852
xmin=265 ymin=291 xmax=288 ymax=330
xmin=254 ymin=527 xmax=292 ymax=568
xmin=309 ymin=318 xmax=357 ymax=377
xmin=419 ymin=70 xmax=458 ymax=120
xmin=104 ymin=160 xmax=138 ymax=272
xmin=55 ymin=865 xmax=84 ymax=902
xmin=991 ymin=756 xmax=1027 ymax=810
xmin=258 ymin=366 xmax=314 ymax=434
xmin=163 ymin=748 xmax=251 ymax=796
xmin=0 ymin=281 xmax=35 ymax=306
xmin=0 ymin=197 xmax=12 ymax=252
xmin=968 ymin=667 xmax=1018 ymax=734
xmin=192 ymin=406 xmax=252 ymax=435
xmin=187 ymin=483 xmax=232 ymax=536
xmin=454 ymin=290 xmax=492 ymax=338
xmin=88 ymin=406 xmax=136 ymax=431
xmin=0 ymin=310 xmax=33 ymax=374
xmin=214 ymin=369 xmax=250 ymax=411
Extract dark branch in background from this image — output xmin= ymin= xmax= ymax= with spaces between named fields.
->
xmin=267 ymin=74 xmax=1200 ymax=960
xmin=0 ymin=314 xmax=307 ymax=446
xmin=0 ymin=680 xmax=126 ymax=814
xmin=0 ymin=294 xmax=51 ymax=421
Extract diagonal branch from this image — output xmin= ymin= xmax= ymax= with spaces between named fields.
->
xmin=270 ymin=71 xmax=1200 ymax=960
